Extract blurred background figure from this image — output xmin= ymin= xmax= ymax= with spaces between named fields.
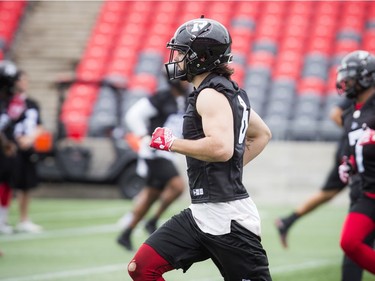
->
xmin=275 ymin=96 xmax=375 ymax=281
xmin=0 ymin=61 xmax=44 ymax=234
xmin=0 ymin=60 xmax=21 ymax=235
xmin=12 ymin=70 xmax=44 ymax=233
xmin=116 ymin=75 xmax=190 ymax=251
xmin=337 ymin=50 xmax=375 ymax=276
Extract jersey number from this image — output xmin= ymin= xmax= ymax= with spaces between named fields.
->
xmin=348 ymin=128 xmax=364 ymax=172
xmin=238 ymin=96 xmax=249 ymax=144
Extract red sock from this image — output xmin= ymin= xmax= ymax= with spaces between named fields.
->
xmin=128 ymin=243 xmax=174 ymax=281
xmin=0 ymin=183 xmax=12 ymax=207
xmin=340 ymin=212 xmax=375 ymax=274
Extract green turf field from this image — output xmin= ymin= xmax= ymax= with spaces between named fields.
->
xmin=0 ymin=197 xmax=373 ymax=281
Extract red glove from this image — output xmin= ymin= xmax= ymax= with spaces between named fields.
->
xmin=150 ymin=127 xmax=176 ymax=151
xmin=338 ymin=155 xmax=356 ymax=184
xmin=359 ymin=127 xmax=375 ymax=146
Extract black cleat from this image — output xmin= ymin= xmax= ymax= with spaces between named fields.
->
xmin=275 ymin=218 xmax=289 ymax=248
xmin=145 ymin=219 xmax=157 ymax=235
xmin=117 ymin=230 xmax=133 ymax=251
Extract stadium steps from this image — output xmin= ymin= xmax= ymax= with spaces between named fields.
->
xmin=10 ymin=1 xmax=103 ymax=132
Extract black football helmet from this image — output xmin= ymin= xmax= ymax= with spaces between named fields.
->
xmin=336 ymin=50 xmax=375 ymax=99
xmin=165 ymin=18 xmax=232 ymax=82
xmin=0 ymin=60 xmax=19 ymax=95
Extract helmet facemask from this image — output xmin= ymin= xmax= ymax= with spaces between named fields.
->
xmin=336 ymin=68 xmax=361 ymax=98
xmin=336 ymin=66 xmax=375 ymax=99
xmin=165 ymin=41 xmax=192 ymax=81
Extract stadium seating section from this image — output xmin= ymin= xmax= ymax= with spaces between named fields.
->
xmin=0 ymin=0 xmax=27 ymax=60
xmin=49 ymin=1 xmax=375 ymax=141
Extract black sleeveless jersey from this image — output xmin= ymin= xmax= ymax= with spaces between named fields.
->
xmin=183 ymin=74 xmax=251 ymax=203
xmin=342 ymin=94 xmax=375 ymax=193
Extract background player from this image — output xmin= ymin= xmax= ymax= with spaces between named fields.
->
xmin=12 ymin=70 xmax=44 ymax=233
xmin=337 ymin=50 xmax=375 ymax=275
xmin=275 ymin=96 xmax=375 ymax=281
xmin=117 ymin=75 xmax=189 ymax=251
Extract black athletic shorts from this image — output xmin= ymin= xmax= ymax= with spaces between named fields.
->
xmin=0 ymin=150 xmax=15 ymax=183
xmin=348 ymin=174 xmax=362 ymax=207
xmin=144 ymin=157 xmax=179 ymax=190
xmin=12 ymin=150 xmax=39 ymax=191
xmin=146 ymin=208 xmax=272 ymax=281
xmin=350 ymin=193 xmax=375 ymax=223
xmin=321 ymin=163 xmax=346 ymax=191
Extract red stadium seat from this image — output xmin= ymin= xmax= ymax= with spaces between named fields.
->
xmin=363 ymin=30 xmax=375 ymax=51
xmin=289 ymin=1 xmax=313 ymax=16
xmin=155 ymin=1 xmax=181 ymax=14
xmin=279 ymin=37 xmax=305 ymax=54
xmin=247 ymin=51 xmax=275 ymax=68
xmin=297 ymin=77 xmax=326 ymax=96
xmin=0 ymin=1 xmax=26 ymax=43
xmin=128 ymin=73 xmax=158 ymax=94
xmin=61 ymin=110 xmax=89 ymax=141
xmin=339 ymin=15 xmax=366 ymax=33
xmin=342 ymin=1 xmax=367 ymax=18
xmin=234 ymin=1 xmax=261 ymax=18
xmin=334 ymin=40 xmax=361 ymax=57
xmin=306 ymin=37 xmax=333 ymax=56
xmin=65 ymin=83 xmax=99 ymax=101
xmin=273 ymin=61 xmax=301 ymax=80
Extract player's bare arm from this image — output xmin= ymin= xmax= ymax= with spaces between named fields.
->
xmin=243 ymin=109 xmax=272 ymax=166
xmin=171 ymin=88 xmax=234 ymax=162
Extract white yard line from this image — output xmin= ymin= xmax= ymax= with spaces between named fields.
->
xmin=0 ymin=264 xmax=126 ymax=281
xmin=27 ymin=206 xmax=128 ymax=221
xmin=0 ymin=259 xmax=336 ymax=281
xmin=0 ymin=224 xmax=119 ymax=242
xmin=271 ymin=259 xmax=336 ymax=273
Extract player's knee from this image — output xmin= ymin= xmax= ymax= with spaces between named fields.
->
xmin=127 ymin=259 xmax=164 ymax=281
xmin=128 ymin=259 xmax=150 ymax=281
xmin=128 ymin=243 xmax=172 ymax=280
xmin=172 ymin=177 xmax=185 ymax=194
xmin=127 ymin=259 xmax=139 ymax=280
xmin=127 ymin=256 xmax=166 ymax=281
xmin=340 ymin=235 xmax=359 ymax=256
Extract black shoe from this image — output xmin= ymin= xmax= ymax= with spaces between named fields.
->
xmin=117 ymin=230 xmax=133 ymax=251
xmin=145 ymin=218 xmax=157 ymax=235
xmin=275 ymin=218 xmax=289 ymax=248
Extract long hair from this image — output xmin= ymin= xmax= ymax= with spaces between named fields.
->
xmin=211 ymin=63 xmax=234 ymax=79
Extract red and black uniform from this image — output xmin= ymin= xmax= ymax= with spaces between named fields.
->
xmin=340 ymin=93 xmax=375 ymax=275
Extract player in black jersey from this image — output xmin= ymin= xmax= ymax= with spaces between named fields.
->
xmin=275 ymin=96 xmax=375 ymax=281
xmin=0 ymin=61 xmax=18 ymax=236
xmin=337 ymin=50 xmax=375 ymax=275
xmin=0 ymin=63 xmax=44 ymax=235
xmin=117 ymin=76 xmax=189 ymax=251
xmin=127 ymin=18 xmax=272 ymax=281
